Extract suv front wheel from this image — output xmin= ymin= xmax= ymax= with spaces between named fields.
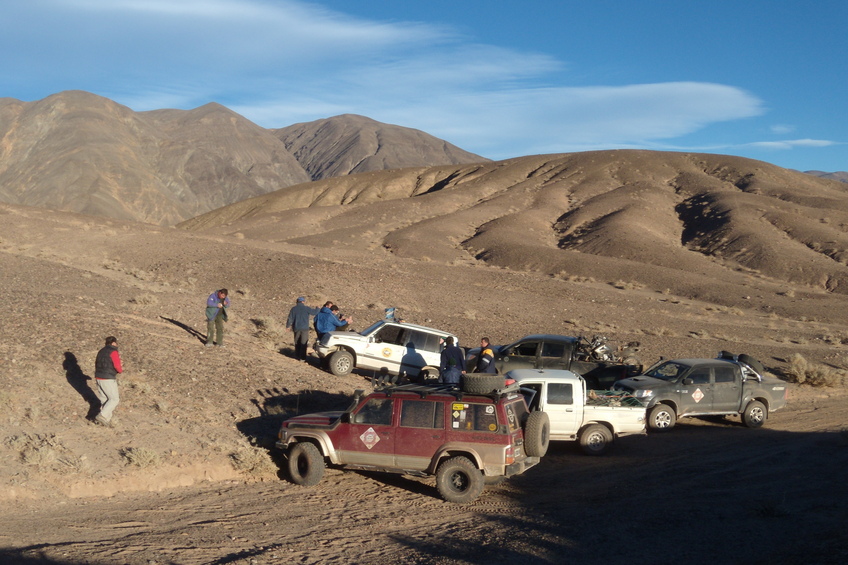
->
xmin=435 ymin=456 xmax=485 ymax=504
xmin=328 ymin=350 xmax=354 ymax=376
xmin=287 ymin=442 xmax=325 ymax=486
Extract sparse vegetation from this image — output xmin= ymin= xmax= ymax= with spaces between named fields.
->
xmin=120 ymin=446 xmax=161 ymax=468
xmin=785 ymin=353 xmax=845 ymax=387
xmin=230 ymin=444 xmax=277 ymax=477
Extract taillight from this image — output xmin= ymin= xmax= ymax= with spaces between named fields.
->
xmin=505 ymin=444 xmax=515 ymax=465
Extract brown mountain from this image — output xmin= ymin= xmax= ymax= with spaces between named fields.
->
xmin=181 ymin=149 xmax=848 ymax=298
xmin=0 ymin=91 xmax=486 ymax=225
xmin=806 ymin=170 xmax=848 ymax=183
xmin=274 ymin=114 xmax=488 ymax=180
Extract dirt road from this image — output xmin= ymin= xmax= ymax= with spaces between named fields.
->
xmin=2 ymin=391 xmax=846 ymax=565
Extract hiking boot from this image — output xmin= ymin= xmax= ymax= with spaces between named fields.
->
xmin=94 ymin=415 xmax=112 ymax=427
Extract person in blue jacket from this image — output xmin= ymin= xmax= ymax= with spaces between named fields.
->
xmin=315 ymin=305 xmax=352 ymax=340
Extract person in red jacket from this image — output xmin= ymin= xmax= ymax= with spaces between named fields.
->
xmin=94 ymin=336 xmax=123 ymax=427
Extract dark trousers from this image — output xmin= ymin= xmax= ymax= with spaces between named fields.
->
xmin=293 ymin=329 xmax=310 ymax=360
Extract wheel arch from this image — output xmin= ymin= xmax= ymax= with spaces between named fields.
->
xmin=429 ymin=448 xmax=482 ymax=474
xmin=579 ymin=420 xmax=616 ymax=439
xmin=287 ymin=434 xmax=337 ymax=464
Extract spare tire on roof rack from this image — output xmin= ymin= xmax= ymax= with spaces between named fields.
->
xmin=737 ymin=353 xmax=766 ymax=376
xmin=461 ymin=373 xmax=504 ymax=394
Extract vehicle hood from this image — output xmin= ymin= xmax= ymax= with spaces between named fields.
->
xmin=283 ymin=411 xmax=344 ymax=428
xmin=615 ymin=375 xmax=668 ymax=390
xmin=327 ymin=331 xmax=365 ymax=341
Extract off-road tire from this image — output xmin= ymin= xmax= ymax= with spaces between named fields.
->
xmin=738 ymin=354 xmax=766 ymax=376
xmin=461 ymin=373 xmax=503 ymax=394
xmin=523 ymin=411 xmax=550 ymax=457
xmin=435 ymin=456 xmax=485 ymax=504
xmin=579 ymin=423 xmax=613 ymax=455
xmin=648 ymin=403 xmax=676 ymax=431
xmin=328 ymin=350 xmax=353 ymax=376
xmin=287 ymin=442 xmax=325 ymax=486
xmin=742 ymin=400 xmax=767 ymax=428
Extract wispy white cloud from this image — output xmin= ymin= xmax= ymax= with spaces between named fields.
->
xmin=1 ymin=0 xmax=773 ymax=160
xmin=747 ymin=139 xmax=839 ymax=150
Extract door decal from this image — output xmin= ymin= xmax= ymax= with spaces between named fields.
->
xmin=360 ymin=427 xmax=380 ymax=449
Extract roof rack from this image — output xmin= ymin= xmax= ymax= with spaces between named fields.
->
xmin=373 ymin=381 xmax=522 ymax=401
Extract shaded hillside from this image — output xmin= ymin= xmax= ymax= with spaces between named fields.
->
xmin=274 ymin=114 xmax=487 ymax=180
xmin=0 ymin=91 xmax=485 ymax=225
xmin=180 ymin=150 xmax=848 ymax=301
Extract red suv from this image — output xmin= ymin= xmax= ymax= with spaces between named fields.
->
xmin=276 ymin=378 xmax=549 ymax=503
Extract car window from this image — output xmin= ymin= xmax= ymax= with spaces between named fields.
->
xmin=400 ymin=399 xmax=444 ymax=429
xmin=548 ymin=383 xmax=573 ymax=405
xmin=541 ymin=342 xmax=565 ymax=359
xmin=646 ymin=361 xmax=690 ymax=382
xmin=450 ymin=402 xmax=499 ymax=432
xmin=374 ymin=325 xmax=404 ymax=345
xmin=714 ymin=367 xmax=736 ymax=383
xmin=353 ymin=398 xmax=393 ymax=425
xmin=687 ymin=368 xmax=710 ymax=385
xmin=512 ymin=342 xmax=539 ymax=357
xmin=505 ymin=399 xmax=527 ymax=433
xmin=407 ymin=330 xmax=443 ymax=353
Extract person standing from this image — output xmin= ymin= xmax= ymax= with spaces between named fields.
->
xmin=475 ymin=337 xmax=498 ymax=373
xmin=286 ymin=296 xmax=319 ymax=361
xmin=439 ymin=336 xmax=466 ymax=384
xmin=205 ymin=289 xmax=230 ymax=347
xmin=94 ymin=336 xmax=123 ymax=427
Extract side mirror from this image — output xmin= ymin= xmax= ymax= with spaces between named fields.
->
xmin=682 ymin=377 xmax=693 ymax=385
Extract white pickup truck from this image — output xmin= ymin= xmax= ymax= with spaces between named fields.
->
xmin=507 ymin=369 xmax=646 ymax=455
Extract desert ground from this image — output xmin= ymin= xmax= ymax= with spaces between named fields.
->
xmin=1 ymin=152 xmax=848 ymax=565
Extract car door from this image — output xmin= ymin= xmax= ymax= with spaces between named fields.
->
xmin=401 ymin=329 xmax=441 ymax=375
xmin=361 ymin=324 xmax=406 ymax=374
xmin=540 ymin=381 xmax=580 ymax=439
xmin=335 ymin=397 xmax=396 ymax=466
xmin=679 ymin=367 xmax=712 ymax=415
xmin=711 ymin=365 xmax=741 ymax=412
xmin=394 ymin=398 xmax=445 ymax=470
xmin=538 ymin=340 xmax=570 ymax=370
xmin=499 ymin=340 xmax=539 ymax=371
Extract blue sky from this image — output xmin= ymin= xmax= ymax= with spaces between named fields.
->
xmin=2 ymin=0 xmax=845 ymax=172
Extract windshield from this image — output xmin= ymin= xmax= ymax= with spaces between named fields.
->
xmin=644 ymin=361 xmax=691 ymax=382
xmin=360 ymin=321 xmax=385 ymax=337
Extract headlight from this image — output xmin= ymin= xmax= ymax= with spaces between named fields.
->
xmin=635 ymin=389 xmax=653 ymax=398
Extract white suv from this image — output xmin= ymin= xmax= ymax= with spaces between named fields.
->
xmin=315 ymin=320 xmax=458 ymax=379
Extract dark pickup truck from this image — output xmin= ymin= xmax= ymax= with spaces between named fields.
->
xmin=613 ymin=353 xmax=788 ymax=431
xmin=466 ymin=334 xmax=642 ymax=389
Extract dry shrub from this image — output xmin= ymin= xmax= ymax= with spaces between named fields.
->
xmin=230 ymin=445 xmax=277 ymax=477
xmin=5 ymin=433 xmax=82 ymax=472
xmin=252 ymin=317 xmax=287 ymax=351
xmin=786 ymin=353 xmax=845 ymax=387
xmin=121 ymin=446 xmax=160 ymax=468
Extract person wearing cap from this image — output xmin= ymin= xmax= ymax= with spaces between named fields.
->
xmin=205 ymin=289 xmax=230 ymax=347
xmin=94 ymin=336 xmax=123 ymax=427
xmin=286 ymin=296 xmax=319 ymax=361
